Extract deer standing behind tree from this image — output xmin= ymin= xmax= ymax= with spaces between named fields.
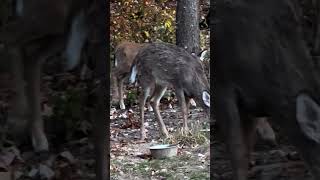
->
xmin=129 ymin=42 xmax=210 ymax=139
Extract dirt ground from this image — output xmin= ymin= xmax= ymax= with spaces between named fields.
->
xmin=110 ymin=101 xmax=210 ymax=180
xmin=110 ymin=100 xmax=314 ymax=180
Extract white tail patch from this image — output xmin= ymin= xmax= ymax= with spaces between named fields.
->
xmin=202 ymin=91 xmax=210 ymax=107
xmin=114 ymin=58 xmax=118 ymax=67
xmin=129 ymin=65 xmax=137 ymax=84
xmin=296 ymin=93 xmax=320 ymax=143
xmin=16 ymin=0 xmax=24 ymax=16
xmin=65 ymin=10 xmax=88 ymax=70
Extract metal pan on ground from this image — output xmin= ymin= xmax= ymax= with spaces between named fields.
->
xmin=149 ymin=144 xmax=178 ymax=159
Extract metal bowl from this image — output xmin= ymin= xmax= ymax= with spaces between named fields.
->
xmin=149 ymin=144 xmax=178 ymax=159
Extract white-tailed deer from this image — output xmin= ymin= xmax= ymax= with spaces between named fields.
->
xmin=214 ymin=0 xmax=320 ymax=179
xmin=128 ymin=42 xmax=276 ymax=142
xmin=111 ymin=41 xmax=151 ymax=110
xmin=111 ymin=41 xmax=198 ymax=110
xmin=129 ymin=42 xmax=210 ymax=139
xmin=0 ymin=0 xmax=90 ymax=152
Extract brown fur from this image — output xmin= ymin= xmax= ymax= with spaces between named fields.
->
xmin=111 ymin=41 xmax=150 ymax=110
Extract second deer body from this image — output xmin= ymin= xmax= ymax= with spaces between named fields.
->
xmin=130 ymin=42 xmax=210 ymax=139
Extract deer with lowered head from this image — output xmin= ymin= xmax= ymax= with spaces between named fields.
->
xmin=214 ymin=0 xmax=320 ymax=179
xmin=112 ymin=41 xmax=198 ymax=111
xmin=129 ymin=42 xmax=210 ymax=139
xmin=129 ymin=42 xmax=277 ymax=145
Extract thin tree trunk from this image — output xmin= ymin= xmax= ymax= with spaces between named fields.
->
xmin=313 ymin=0 xmax=320 ymax=56
xmin=176 ymin=0 xmax=200 ymax=54
xmin=88 ymin=0 xmax=109 ymax=180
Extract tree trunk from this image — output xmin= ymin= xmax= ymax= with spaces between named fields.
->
xmin=313 ymin=0 xmax=320 ymax=56
xmin=87 ymin=0 xmax=109 ymax=180
xmin=176 ymin=0 xmax=200 ymax=54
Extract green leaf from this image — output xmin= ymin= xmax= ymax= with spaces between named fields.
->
xmin=164 ymin=20 xmax=172 ymax=29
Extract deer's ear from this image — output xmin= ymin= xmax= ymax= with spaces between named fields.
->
xmin=296 ymin=93 xmax=320 ymax=143
xmin=202 ymin=91 xmax=210 ymax=107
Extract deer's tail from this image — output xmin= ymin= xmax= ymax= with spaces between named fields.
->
xmin=129 ymin=64 xmax=137 ymax=84
xmin=114 ymin=57 xmax=118 ymax=67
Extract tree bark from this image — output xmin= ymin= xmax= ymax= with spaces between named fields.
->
xmin=87 ymin=0 xmax=109 ymax=180
xmin=176 ymin=0 xmax=200 ymax=54
xmin=313 ymin=0 xmax=320 ymax=56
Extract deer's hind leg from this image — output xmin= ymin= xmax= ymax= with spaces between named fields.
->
xmin=24 ymin=58 xmax=48 ymax=152
xmin=110 ymin=70 xmax=119 ymax=103
xmin=139 ymin=85 xmax=151 ymax=140
xmin=150 ymin=84 xmax=168 ymax=138
xmin=215 ymin=88 xmax=255 ymax=180
xmin=117 ymin=76 xmax=126 ymax=110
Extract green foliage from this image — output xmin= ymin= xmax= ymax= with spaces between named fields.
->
xmin=125 ymin=89 xmax=138 ymax=107
xmin=111 ymin=0 xmax=176 ymax=48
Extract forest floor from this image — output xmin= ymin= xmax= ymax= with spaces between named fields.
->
xmin=110 ymin=101 xmax=210 ymax=180
xmin=0 ymin=70 xmax=314 ymax=180
xmin=108 ymin=75 xmax=315 ymax=180
xmin=110 ymin=98 xmax=313 ymax=180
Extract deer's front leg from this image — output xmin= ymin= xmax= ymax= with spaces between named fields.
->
xmin=110 ymin=71 xmax=119 ymax=102
xmin=150 ymin=85 xmax=168 ymax=138
xmin=215 ymin=89 xmax=251 ymax=180
xmin=243 ymin=116 xmax=259 ymax=167
xmin=118 ymin=77 xmax=126 ymax=110
xmin=139 ymin=87 xmax=151 ymax=140
xmin=24 ymin=59 xmax=48 ymax=152
xmin=176 ymin=89 xmax=189 ymax=134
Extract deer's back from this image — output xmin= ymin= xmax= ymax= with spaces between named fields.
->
xmin=136 ymin=43 xmax=208 ymax=90
xmin=114 ymin=41 xmax=146 ymax=73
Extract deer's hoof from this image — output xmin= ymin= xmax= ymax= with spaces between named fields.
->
xmin=161 ymin=130 xmax=170 ymax=138
xmin=32 ymin=132 xmax=49 ymax=152
xmin=140 ymin=134 xmax=147 ymax=140
xmin=140 ymin=129 xmax=147 ymax=140
xmin=120 ymin=103 xmax=126 ymax=110
xmin=190 ymin=99 xmax=197 ymax=107
xmin=147 ymin=106 xmax=153 ymax=112
xmin=183 ymin=127 xmax=189 ymax=133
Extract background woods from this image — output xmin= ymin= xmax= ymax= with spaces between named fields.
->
xmin=110 ymin=0 xmax=210 ymax=54
xmin=110 ymin=0 xmax=211 ymax=179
